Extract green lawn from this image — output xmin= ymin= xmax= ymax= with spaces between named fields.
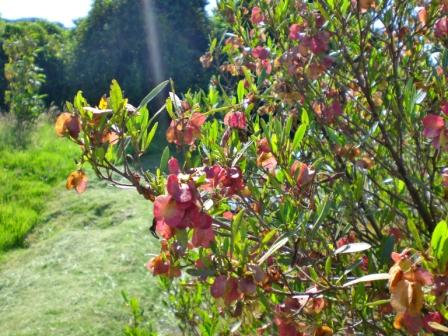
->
xmin=0 ymin=118 xmax=176 ymax=335
xmin=0 ymin=177 xmax=175 ymax=336
xmin=0 ymin=119 xmax=80 ymax=251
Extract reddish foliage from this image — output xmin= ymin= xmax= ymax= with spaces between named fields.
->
xmin=166 ymin=113 xmax=207 ymax=146
xmin=250 ymin=6 xmax=264 ymax=25
xmin=435 ymin=17 xmax=448 ymax=38
xmin=66 ymin=170 xmax=88 ymax=193
xmin=252 ymin=46 xmax=270 ymax=60
xmin=422 ymin=114 xmax=447 ymax=150
xmin=55 ymin=113 xmax=81 ymax=139
xmin=224 ymin=111 xmax=247 ymax=129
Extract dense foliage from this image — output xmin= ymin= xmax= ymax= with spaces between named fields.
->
xmin=57 ymin=0 xmax=448 ymax=335
xmin=0 ymin=0 xmax=210 ymax=117
xmin=0 ymin=20 xmax=72 ymax=109
xmin=3 ymin=31 xmax=46 ymax=127
xmin=70 ymin=0 xmax=210 ymax=105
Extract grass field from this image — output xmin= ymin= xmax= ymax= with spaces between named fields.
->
xmin=0 ymin=118 xmax=176 ymax=335
xmin=0 ymin=178 xmax=175 ymax=335
xmin=0 ymin=118 xmax=80 ymax=251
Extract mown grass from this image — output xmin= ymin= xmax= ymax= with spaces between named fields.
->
xmin=0 ymin=116 xmax=80 ymax=251
xmin=0 ymin=177 xmax=175 ymax=336
xmin=0 ymin=116 xmax=175 ymax=335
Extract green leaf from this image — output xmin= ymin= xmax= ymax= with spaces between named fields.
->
xmin=261 ymin=229 xmax=277 ymax=245
xmin=407 ymin=219 xmax=424 ymax=251
xmin=379 ymin=235 xmax=395 ymax=266
xmin=74 ymin=91 xmax=87 ymax=114
xmin=366 ymin=299 xmax=391 ymax=307
xmin=160 ymin=146 xmax=170 ymax=173
xmin=105 ymin=145 xmax=116 ymax=163
xmin=176 ymin=229 xmax=188 ymax=249
xmin=310 ymin=196 xmax=331 ymax=235
xmin=301 ymin=109 xmax=309 ymax=125
xmin=325 ymin=257 xmax=332 ymax=276
xmin=165 ymin=97 xmax=176 ymax=120
xmin=257 ymin=68 xmax=267 ymax=87
xmin=237 ymin=80 xmax=245 ymax=104
xmin=110 ymin=79 xmax=123 ymax=113
xmin=431 ymin=220 xmax=448 ymax=271
xmin=231 ymin=140 xmax=254 ymax=167
xmin=137 ymin=80 xmax=169 ymax=111
xmin=142 ymin=122 xmax=158 ymax=152
xmin=210 ymin=38 xmax=218 ymax=53
xmin=284 ymin=116 xmax=293 ymax=144
xmin=138 ymin=106 xmax=149 ymax=129
xmin=292 ymin=123 xmax=307 ymax=151
xmin=208 ymin=86 xmax=219 ymax=106
xmin=431 ymin=220 xmax=448 ymax=257
xmin=308 ymin=267 xmax=319 ymax=282
xmin=231 ymin=210 xmax=244 ymax=254
xmin=242 ymin=67 xmax=257 ymax=93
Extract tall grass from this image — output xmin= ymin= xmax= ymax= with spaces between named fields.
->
xmin=0 ymin=115 xmax=79 ymax=252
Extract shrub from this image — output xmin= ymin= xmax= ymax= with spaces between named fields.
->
xmin=3 ymin=31 xmax=46 ymax=130
xmin=58 ymin=0 xmax=448 ymax=334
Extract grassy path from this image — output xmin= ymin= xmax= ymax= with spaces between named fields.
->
xmin=0 ymin=178 xmax=174 ymax=336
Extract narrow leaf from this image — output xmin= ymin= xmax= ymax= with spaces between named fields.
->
xmin=110 ymin=79 xmax=123 ymax=113
xmin=258 ymin=237 xmax=288 ymax=265
xmin=292 ymin=123 xmax=307 ymax=150
xmin=137 ymin=80 xmax=169 ymax=111
xmin=143 ymin=122 xmax=158 ymax=151
xmin=427 ymin=322 xmax=448 ymax=332
xmin=261 ymin=229 xmax=277 ymax=245
xmin=334 ymin=242 xmax=371 ymax=255
xmin=237 ymin=80 xmax=245 ymax=103
xmin=431 ymin=220 xmax=448 ymax=257
xmin=160 ymin=146 xmax=170 ymax=173
xmin=342 ymin=273 xmax=390 ymax=287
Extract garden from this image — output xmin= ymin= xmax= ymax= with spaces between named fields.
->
xmin=1 ymin=0 xmax=448 ymax=335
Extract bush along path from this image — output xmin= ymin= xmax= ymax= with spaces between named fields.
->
xmin=0 ymin=176 xmax=176 ymax=336
xmin=55 ymin=0 xmax=448 ymax=332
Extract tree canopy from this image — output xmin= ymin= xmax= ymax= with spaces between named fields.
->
xmin=0 ymin=0 xmax=210 ymax=111
xmin=69 ymin=0 xmax=210 ymax=103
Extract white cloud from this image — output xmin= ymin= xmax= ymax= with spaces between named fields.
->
xmin=0 ymin=0 xmax=93 ymax=27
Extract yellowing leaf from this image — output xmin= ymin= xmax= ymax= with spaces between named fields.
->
xmin=359 ymin=0 xmax=375 ymax=13
xmin=66 ymin=171 xmax=88 ymax=193
xmin=99 ymin=95 xmax=108 ymax=110
xmin=55 ymin=113 xmax=72 ymax=136
xmin=427 ymin=322 xmax=448 ymax=333
xmin=55 ymin=113 xmax=81 ymax=138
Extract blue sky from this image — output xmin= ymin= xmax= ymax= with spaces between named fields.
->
xmin=0 ymin=0 xmax=217 ymax=27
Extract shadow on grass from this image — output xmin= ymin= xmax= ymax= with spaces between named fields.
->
xmin=0 ymin=117 xmax=177 ymax=335
xmin=0 ymin=178 xmax=176 ymax=336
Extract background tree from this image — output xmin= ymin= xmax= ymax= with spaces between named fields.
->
xmin=3 ymin=29 xmax=46 ymax=130
xmin=69 ymin=0 xmax=210 ymax=105
xmin=0 ymin=20 xmax=73 ymax=109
